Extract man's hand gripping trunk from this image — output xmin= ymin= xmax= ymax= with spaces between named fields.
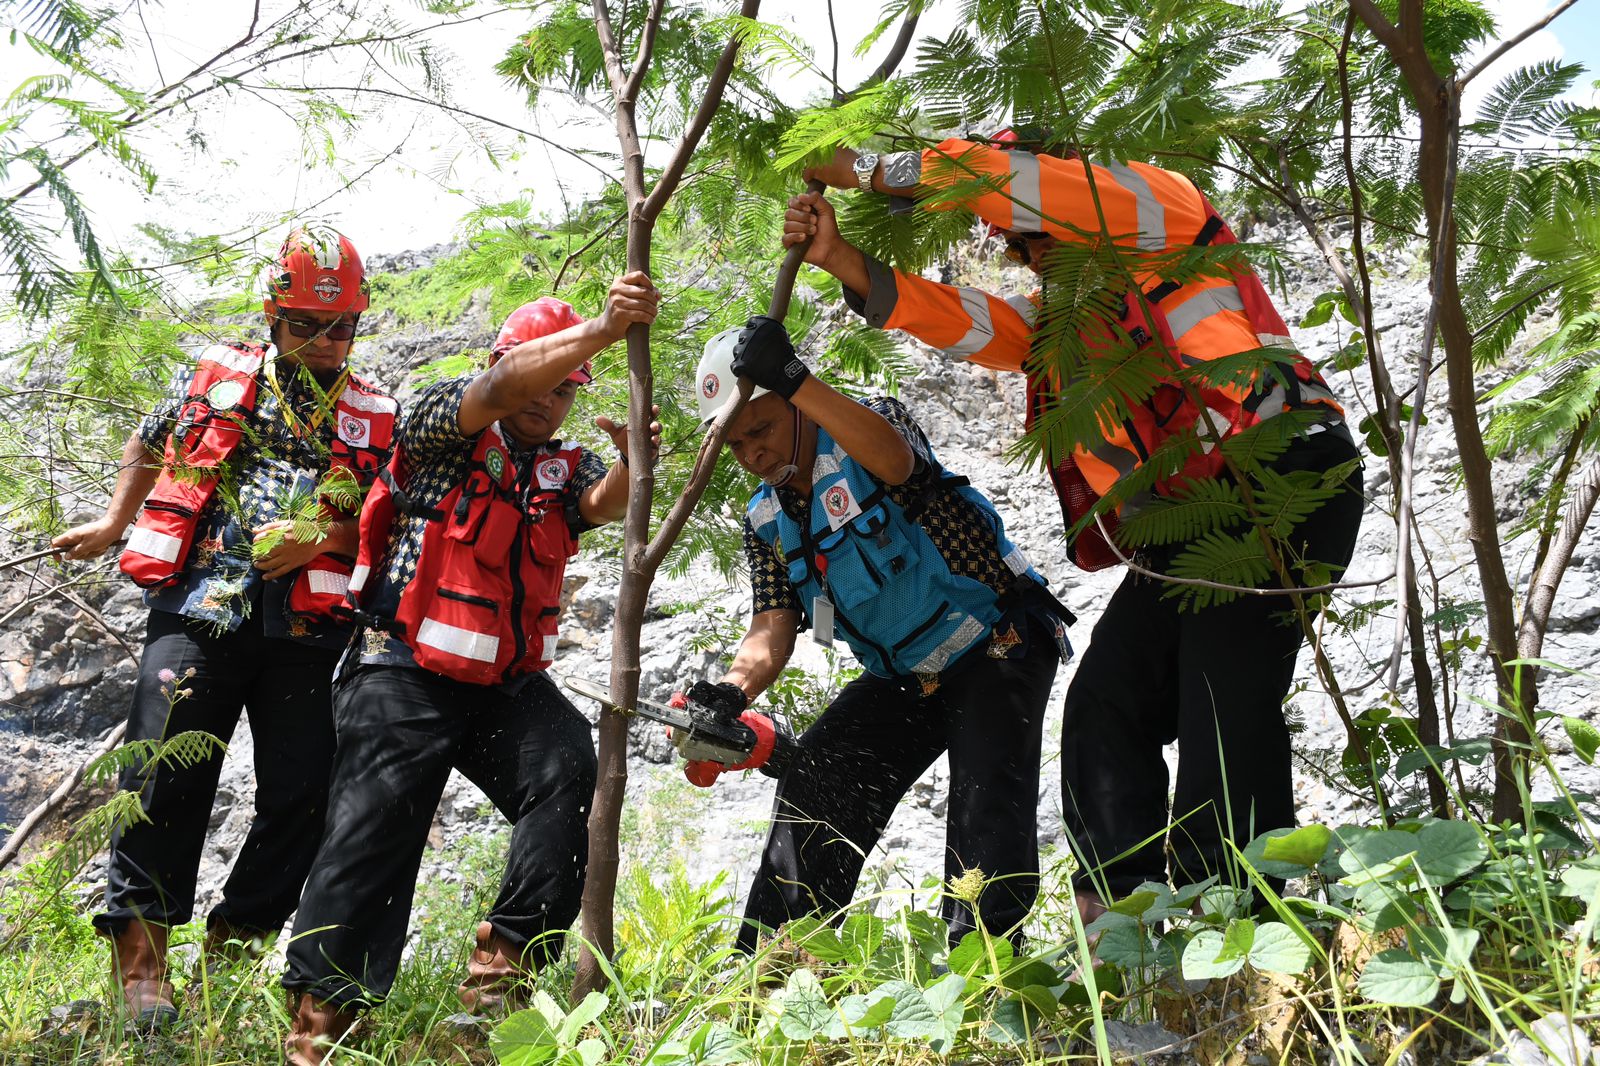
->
xmin=669 ymin=681 xmax=794 ymax=787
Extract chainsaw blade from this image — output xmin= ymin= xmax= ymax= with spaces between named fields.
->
xmin=561 ymin=675 xmax=695 ymax=733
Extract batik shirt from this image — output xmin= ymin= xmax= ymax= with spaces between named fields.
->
xmin=138 ymin=346 xmax=390 ymax=648
xmin=354 ymin=376 xmax=608 ymax=672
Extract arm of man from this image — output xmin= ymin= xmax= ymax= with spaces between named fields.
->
xmin=456 ymin=271 xmax=660 ymax=438
xmin=780 ymin=191 xmax=1034 ymax=374
xmin=721 ymin=608 xmax=800 ymax=703
xmin=51 ymin=432 xmax=162 ymax=560
xmin=252 ymin=516 xmax=360 ymax=581
xmin=578 ymin=406 xmax=662 ymax=526
xmin=788 ymin=376 xmax=914 ymax=485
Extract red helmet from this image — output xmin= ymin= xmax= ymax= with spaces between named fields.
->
xmin=493 ymin=298 xmax=592 ymax=384
xmin=263 ymin=224 xmax=370 ymax=315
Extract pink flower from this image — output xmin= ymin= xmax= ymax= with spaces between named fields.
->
xmin=158 ymin=668 xmax=177 ymax=684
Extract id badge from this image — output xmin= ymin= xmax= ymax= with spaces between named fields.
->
xmin=812 ymin=594 xmax=835 ymax=648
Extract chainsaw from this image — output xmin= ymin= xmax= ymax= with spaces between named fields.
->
xmin=562 ymin=675 xmax=796 ymax=786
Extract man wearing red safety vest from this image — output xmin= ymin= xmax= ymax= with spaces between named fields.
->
xmin=785 ymin=134 xmax=1364 ymax=925
xmin=278 ymin=274 xmax=660 ymax=1064
xmin=50 ymin=224 xmax=396 ymax=1027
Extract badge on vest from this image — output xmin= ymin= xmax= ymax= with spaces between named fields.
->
xmin=338 ymin=413 xmax=372 ymax=448
xmin=536 ymin=456 xmax=569 ymax=490
xmin=207 ymin=379 xmax=248 ymax=410
xmin=820 ymin=481 xmax=861 ymax=531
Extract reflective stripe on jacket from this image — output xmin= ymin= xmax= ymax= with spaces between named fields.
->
xmin=746 ymin=425 xmax=1039 ymax=679
xmin=119 ymin=343 xmax=397 ymax=613
xmin=347 ymin=423 xmax=578 ymax=685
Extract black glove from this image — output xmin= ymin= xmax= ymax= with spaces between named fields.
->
xmin=731 ymin=315 xmax=809 ymax=399
xmin=685 ymin=680 xmax=748 ymax=725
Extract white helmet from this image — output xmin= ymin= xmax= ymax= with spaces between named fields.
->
xmin=695 ymin=326 xmax=767 ymax=424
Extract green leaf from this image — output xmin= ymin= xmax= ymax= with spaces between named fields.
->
xmin=1246 ymin=923 xmax=1315 ymax=974
xmin=1093 ymin=915 xmax=1159 ymax=969
xmin=778 ymin=969 xmax=830 ymax=1041
xmin=1414 ymin=819 xmax=1489 ymax=882
xmin=878 ymin=980 xmax=939 ymax=1040
xmin=946 ymin=931 xmax=1012 ymax=977
xmin=492 ymin=1008 xmax=561 ymax=1066
xmin=1335 ymin=829 xmax=1419 ymax=884
xmin=1244 ymin=824 xmax=1334 ymax=878
xmin=922 ymin=973 xmax=967 ymax=1054
xmin=559 ymin=992 xmax=607 ymax=1043
xmin=694 ymin=1022 xmax=748 ymax=1066
xmin=1219 ymin=918 xmax=1256 ymax=962
xmin=1412 ymin=925 xmax=1480 ymax=974
xmin=1564 ymin=716 xmax=1600 ymax=764
xmin=1182 ymin=929 xmax=1246 ymax=980
xmin=1559 ymin=858 xmax=1600 ymax=900
xmin=1107 ymin=889 xmax=1159 ymax=916
xmin=1358 ymin=949 xmax=1440 ymax=1007
xmin=828 ymin=991 xmax=897 ymax=1038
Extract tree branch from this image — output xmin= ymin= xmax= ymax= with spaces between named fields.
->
xmin=624 ymin=0 xmax=668 ymax=102
xmin=640 ymin=0 xmax=761 ymax=221
xmin=1459 ymin=0 xmax=1581 ymax=89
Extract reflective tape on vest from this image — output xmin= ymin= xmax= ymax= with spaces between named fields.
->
xmin=306 ymin=567 xmax=350 ymax=597
xmin=1003 ymin=545 xmax=1031 ymax=576
xmin=125 ymin=526 xmax=184 ymax=564
xmin=1107 ymin=163 xmax=1167 ymax=252
xmin=200 ymin=344 xmax=262 ymax=376
xmin=417 ymin=618 xmax=500 ymax=663
xmin=339 ymin=390 xmax=399 ymax=415
xmin=749 ymin=496 xmax=781 ymax=529
xmin=1165 ymin=284 xmax=1246 ymax=341
xmin=947 ymin=289 xmax=998 ymax=359
xmin=1256 ymin=332 xmax=1294 ymax=348
xmin=348 ymin=563 xmax=370 ymax=594
xmin=1005 ymin=294 xmax=1039 ymax=328
xmin=1007 ymin=153 xmax=1046 ymax=232
xmin=542 ymin=634 xmax=559 ymax=663
xmin=911 ymin=613 xmax=989 ymax=676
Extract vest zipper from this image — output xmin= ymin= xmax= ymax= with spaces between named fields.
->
xmin=507 ymin=527 xmax=528 ymax=674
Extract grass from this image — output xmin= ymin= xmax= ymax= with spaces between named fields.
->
xmin=4 ymin=748 xmax=1600 ymax=1064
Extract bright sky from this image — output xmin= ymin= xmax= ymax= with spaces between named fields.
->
xmin=1 ymin=0 xmax=1592 ymax=271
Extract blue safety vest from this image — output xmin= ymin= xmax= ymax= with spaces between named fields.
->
xmin=747 ymin=426 xmax=1041 ymax=678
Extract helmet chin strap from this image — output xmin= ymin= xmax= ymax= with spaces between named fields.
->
xmin=760 ymin=405 xmax=806 ymax=488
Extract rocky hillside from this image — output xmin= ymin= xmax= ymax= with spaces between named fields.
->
xmin=2 ymin=228 xmax=1596 ymax=939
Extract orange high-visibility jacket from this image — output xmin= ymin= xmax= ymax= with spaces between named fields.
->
xmin=855 ymin=139 xmax=1343 ymax=563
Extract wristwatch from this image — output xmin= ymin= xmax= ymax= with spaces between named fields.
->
xmin=852 ymin=151 xmax=880 ymax=192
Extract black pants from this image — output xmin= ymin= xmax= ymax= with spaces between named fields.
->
xmin=95 ymin=609 xmax=340 ymax=937
xmin=1061 ymin=430 xmax=1364 ymax=899
xmin=738 ymin=614 xmax=1059 ymax=953
xmin=282 ymin=665 xmax=596 ymax=1008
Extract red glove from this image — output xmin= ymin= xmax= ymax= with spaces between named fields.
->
xmin=676 ymin=708 xmax=780 ymax=788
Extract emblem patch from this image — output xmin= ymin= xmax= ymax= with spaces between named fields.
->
xmin=206 ymin=379 xmax=248 ymax=410
xmin=701 ymin=373 xmax=720 ymax=399
xmin=312 ymin=274 xmax=343 ymax=303
xmin=337 ymin=414 xmax=371 ymax=448
xmin=536 ymin=456 xmax=569 ymax=489
xmin=484 ymin=447 xmax=508 ymax=481
xmin=821 ymin=481 xmax=861 ymax=530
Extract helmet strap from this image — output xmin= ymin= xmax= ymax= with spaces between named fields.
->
xmin=760 ymin=404 xmax=808 ymax=488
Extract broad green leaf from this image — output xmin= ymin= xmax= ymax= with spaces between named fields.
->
xmin=574 ymin=1038 xmax=606 ymax=1066
xmin=559 ymin=992 xmax=608 ymax=1043
xmin=1260 ymin=824 xmax=1334 ymax=868
xmin=827 ymin=990 xmax=896 ymax=1038
xmin=695 ymin=1023 xmax=748 ymax=1066
xmin=1246 ymin=923 xmax=1315 ymax=974
xmin=1182 ymin=929 xmax=1246 ymax=980
xmin=946 ymin=931 xmax=1013 ymax=976
xmin=784 ymin=917 xmax=848 ymax=962
xmin=1336 ymin=830 xmax=1419 ymax=885
xmin=1219 ymin=918 xmax=1256 ymax=962
xmin=1108 ymin=890 xmax=1159 ymax=916
xmin=1564 ymin=716 xmax=1600 ymax=764
xmin=1094 ymin=916 xmax=1159 ymax=969
xmin=778 ymin=968 xmax=830 ymax=1041
xmin=1014 ymin=984 xmax=1060 ymax=1019
xmin=922 ymin=972 xmax=968 ymax=1054
xmin=1412 ymin=925 xmax=1480 ymax=974
xmin=491 ymin=1008 xmax=561 ymax=1066
xmin=878 ymin=980 xmax=939 ymax=1040
xmin=984 ymin=996 xmax=1034 ymax=1045
xmin=1414 ymin=819 xmax=1489 ymax=882
xmin=1358 ymin=949 xmax=1440 ymax=1006
xmin=1560 ymin=858 xmax=1600 ymax=899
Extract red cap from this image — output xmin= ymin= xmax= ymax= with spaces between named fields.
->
xmin=492 ymin=297 xmax=591 ymax=383
xmin=263 ymin=224 xmax=369 ymax=315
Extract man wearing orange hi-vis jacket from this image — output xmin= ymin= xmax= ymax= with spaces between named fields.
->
xmin=785 ymin=131 xmax=1364 ymax=926
xmin=49 ymin=224 xmax=397 ymax=1028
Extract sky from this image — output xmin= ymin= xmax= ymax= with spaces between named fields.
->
xmin=1 ymin=0 xmax=1594 ymax=273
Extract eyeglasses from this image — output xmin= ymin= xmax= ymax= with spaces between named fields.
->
xmin=275 ymin=314 xmax=357 ymax=342
xmin=1002 ymin=231 xmax=1051 ymax=267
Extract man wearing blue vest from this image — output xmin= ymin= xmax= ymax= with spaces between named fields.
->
xmin=688 ymin=317 xmax=1071 ymax=952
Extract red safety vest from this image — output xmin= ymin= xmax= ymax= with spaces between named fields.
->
xmin=346 ymin=422 xmax=580 ymax=685
xmin=119 ymin=343 xmax=397 ymax=615
xmin=1028 ymin=205 xmax=1342 ymax=572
